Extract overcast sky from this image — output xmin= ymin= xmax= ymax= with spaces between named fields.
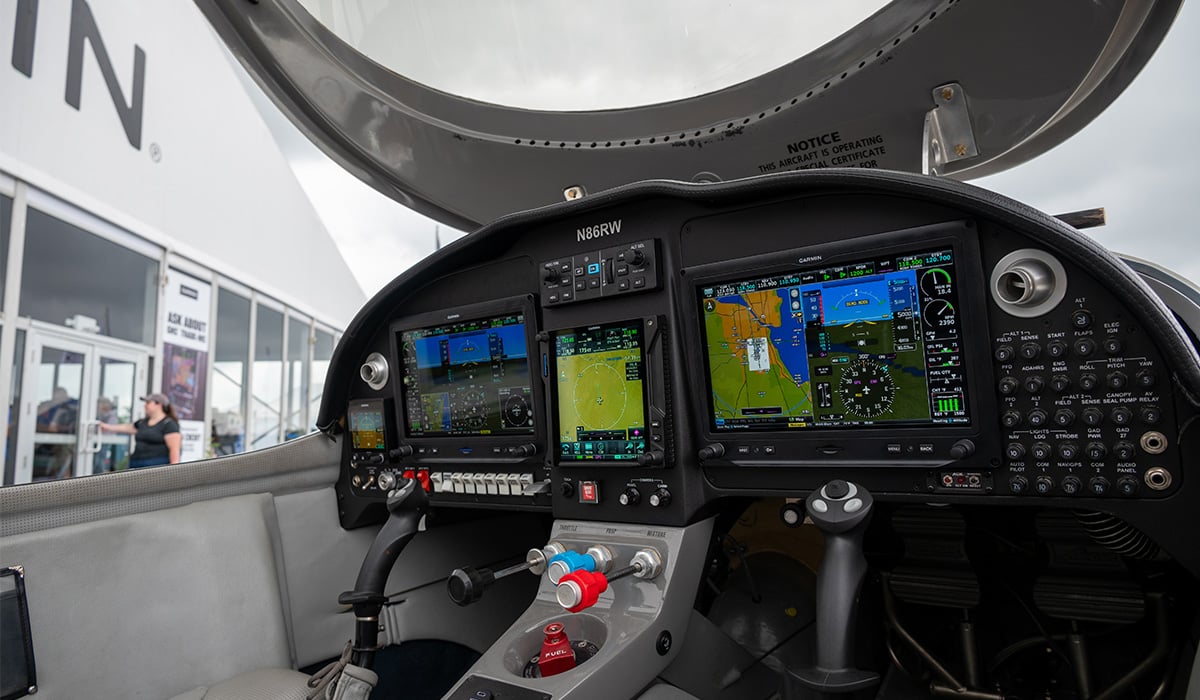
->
xmin=252 ymin=1 xmax=1200 ymax=299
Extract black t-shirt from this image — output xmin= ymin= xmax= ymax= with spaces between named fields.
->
xmin=134 ymin=417 xmax=181 ymax=461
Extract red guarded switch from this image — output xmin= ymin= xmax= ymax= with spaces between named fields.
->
xmin=416 ymin=469 xmax=431 ymax=492
xmin=537 ymin=622 xmax=576 ymax=676
xmin=556 ymin=570 xmax=609 ymax=613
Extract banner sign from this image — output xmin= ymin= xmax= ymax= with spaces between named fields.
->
xmin=162 ymin=269 xmax=211 ymax=463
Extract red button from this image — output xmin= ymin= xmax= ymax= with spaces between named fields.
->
xmin=579 ymin=481 xmax=598 ymax=504
xmin=416 ymin=469 xmax=431 ymax=492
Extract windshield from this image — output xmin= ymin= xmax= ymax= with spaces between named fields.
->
xmin=294 ymin=0 xmax=891 ymax=110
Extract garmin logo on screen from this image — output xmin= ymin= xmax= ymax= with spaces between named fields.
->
xmin=576 ymin=220 xmax=622 ymax=242
xmin=10 ymin=0 xmax=146 ymax=150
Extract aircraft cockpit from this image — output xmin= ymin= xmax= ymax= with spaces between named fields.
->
xmin=3 ymin=1 xmax=1199 ymax=699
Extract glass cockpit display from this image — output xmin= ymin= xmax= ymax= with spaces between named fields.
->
xmin=700 ymin=248 xmax=970 ymax=430
xmin=348 ymin=399 xmax=386 ymax=450
xmin=399 ymin=313 xmax=535 ymax=436
xmin=554 ymin=322 xmax=647 ymax=461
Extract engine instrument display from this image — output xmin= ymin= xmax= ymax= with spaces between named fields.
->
xmin=399 ymin=313 xmax=535 ymax=437
xmin=554 ymin=321 xmax=647 ymax=461
xmin=699 ymin=248 xmax=970 ymax=430
xmin=348 ymin=399 xmax=386 ymax=450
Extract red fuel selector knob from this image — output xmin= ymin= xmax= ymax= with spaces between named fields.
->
xmin=537 ymin=622 xmax=577 ymax=676
xmin=556 ymin=570 xmax=609 ymax=613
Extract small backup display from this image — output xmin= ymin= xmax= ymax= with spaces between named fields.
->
xmin=699 ymin=247 xmax=971 ymax=431
xmin=554 ymin=321 xmax=647 ymax=461
xmin=399 ymin=313 xmax=535 ymax=437
xmin=348 ymin=399 xmax=386 ymax=450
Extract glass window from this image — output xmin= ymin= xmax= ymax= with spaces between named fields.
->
xmin=213 ymin=289 xmax=250 ymax=456
xmin=251 ymin=305 xmax=283 ymax=450
xmin=20 ymin=209 xmax=159 ymax=345
xmin=285 ymin=317 xmax=309 ymax=440
xmin=4 ymin=329 xmax=25 ymax=484
xmin=0 ymin=194 xmax=11 ymax=309
xmin=310 ymin=329 xmax=335 ymax=430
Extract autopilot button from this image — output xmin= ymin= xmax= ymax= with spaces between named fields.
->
xmin=618 ymin=279 xmax=630 ymax=291
xmin=588 ymin=278 xmax=601 ymax=289
xmin=633 ymin=277 xmax=646 ymax=289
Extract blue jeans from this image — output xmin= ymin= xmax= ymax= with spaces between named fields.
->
xmin=128 ymin=456 xmax=169 ymax=469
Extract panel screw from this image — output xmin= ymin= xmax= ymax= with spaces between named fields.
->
xmin=941 ymin=87 xmax=955 ymax=101
xmin=656 ymin=631 xmax=673 ymax=655
xmin=563 ymin=186 xmax=585 ymax=201
xmin=955 ymin=143 xmax=968 ymax=157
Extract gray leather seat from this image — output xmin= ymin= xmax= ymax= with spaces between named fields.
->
xmin=168 ymin=668 xmax=312 ymax=700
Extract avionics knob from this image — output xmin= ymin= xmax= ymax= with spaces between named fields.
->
xmin=542 ymin=266 xmax=560 ymax=284
xmin=618 ymin=486 xmax=641 ymax=506
xmin=629 ymin=248 xmax=646 ymax=266
xmin=636 ymin=450 xmax=665 ymax=466
xmin=514 ymin=443 xmax=539 ymax=458
xmin=648 ymin=487 xmax=672 ymax=508
xmin=950 ymin=439 xmax=975 ymax=459
xmin=388 ymin=445 xmax=414 ymax=460
xmin=698 ymin=443 xmax=726 ymax=460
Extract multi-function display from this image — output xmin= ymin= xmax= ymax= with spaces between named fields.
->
xmin=554 ymin=322 xmax=647 ymax=461
xmin=399 ymin=314 xmax=535 ymax=437
xmin=700 ymin=248 xmax=970 ymax=431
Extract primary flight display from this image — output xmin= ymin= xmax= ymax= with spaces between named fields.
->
xmin=398 ymin=313 xmax=535 ymax=437
xmin=700 ymin=248 xmax=970 ymax=431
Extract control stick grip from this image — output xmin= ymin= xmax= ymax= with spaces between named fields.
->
xmin=349 ymin=478 xmax=428 ymax=598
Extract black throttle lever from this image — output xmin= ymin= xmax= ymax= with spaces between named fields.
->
xmin=447 ymin=542 xmax=565 ymax=606
xmin=338 ymin=477 xmax=428 ymax=667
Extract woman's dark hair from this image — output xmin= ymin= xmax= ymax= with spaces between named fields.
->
xmin=163 ymin=403 xmax=178 ymax=421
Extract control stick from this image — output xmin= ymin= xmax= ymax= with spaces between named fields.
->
xmin=338 ymin=477 xmax=428 ymax=667
xmin=786 ymin=480 xmax=880 ymax=699
xmin=447 ymin=542 xmax=566 ymax=606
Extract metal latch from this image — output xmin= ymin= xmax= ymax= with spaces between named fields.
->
xmin=922 ymin=83 xmax=978 ymax=176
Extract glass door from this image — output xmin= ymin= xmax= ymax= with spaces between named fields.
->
xmin=13 ymin=331 xmax=147 ymax=483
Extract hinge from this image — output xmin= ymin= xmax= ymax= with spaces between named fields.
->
xmin=922 ymin=83 xmax=979 ymax=176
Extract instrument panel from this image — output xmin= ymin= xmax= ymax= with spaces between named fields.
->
xmin=328 ymin=172 xmax=1198 ymax=571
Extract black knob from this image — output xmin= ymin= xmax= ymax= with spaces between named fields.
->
xmin=1031 ymin=442 xmax=1053 ymax=461
xmin=1053 ymin=409 xmax=1076 ymax=427
xmin=1071 ymin=309 xmax=1093 ymax=330
xmin=698 ymin=443 xmax=726 ymax=460
xmin=1001 ymin=410 xmax=1023 ymax=428
xmin=1079 ymin=373 xmax=1099 ymax=391
xmin=560 ymin=481 xmax=575 ymax=498
xmin=1103 ymin=337 xmax=1124 ymax=355
xmin=648 ymin=487 xmax=672 ymax=508
xmin=779 ymin=502 xmax=805 ymax=528
xmin=1047 ymin=341 xmax=1069 ymax=359
xmin=950 ymin=439 xmax=975 ymax=459
xmin=1019 ymin=342 xmax=1042 ymax=360
xmin=994 ymin=345 xmax=1015 ymax=362
xmin=1081 ymin=407 xmax=1104 ymax=426
xmin=1117 ymin=476 xmax=1140 ymax=497
xmin=1088 ymin=476 xmax=1110 ymax=496
xmin=1140 ymin=406 xmax=1162 ymax=424
xmin=1005 ymin=443 xmax=1027 ymax=461
xmin=629 ymin=248 xmax=647 ymax=266
xmin=1085 ymin=442 xmax=1108 ymax=460
xmin=1034 ymin=475 xmax=1055 ymax=495
xmin=1027 ymin=409 xmax=1048 ymax=428
xmin=1113 ymin=441 xmax=1137 ymax=460
xmin=1106 ymin=372 xmax=1128 ymax=390
xmin=1057 ymin=443 xmax=1079 ymax=460
xmin=1051 ymin=374 xmax=1072 ymax=392
xmin=366 ymin=453 xmax=385 ymax=465
xmin=447 ymin=566 xmax=495 ymax=606
xmin=1061 ymin=476 xmax=1082 ymax=495
xmin=619 ymin=486 xmax=641 ymax=506
xmin=542 ymin=266 xmax=560 ymax=284
xmin=1024 ymin=376 xmax=1046 ymax=394
xmin=1136 ymin=370 xmax=1158 ymax=388
xmin=389 ymin=445 xmax=414 ymax=459
xmin=1074 ymin=338 xmax=1097 ymax=357
xmin=998 ymin=376 xmax=1020 ymax=395
xmin=637 ymin=450 xmax=665 ymax=466
xmin=1009 ymin=476 xmax=1029 ymax=495
xmin=1110 ymin=406 xmax=1133 ymax=426
xmin=514 ymin=443 xmax=539 ymax=458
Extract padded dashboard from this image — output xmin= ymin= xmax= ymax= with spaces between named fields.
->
xmin=321 ymin=170 xmax=1200 ymax=577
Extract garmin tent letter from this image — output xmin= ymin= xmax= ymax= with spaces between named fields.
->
xmin=64 ymin=0 xmax=146 ymax=149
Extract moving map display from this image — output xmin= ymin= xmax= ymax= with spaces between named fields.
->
xmin=399 ymin=313 xmax=535 ymax=436
xmin=554 ymin=322 xmax=647 ymax=461
xmin=700 ymin=248 xmax=970 ymax=430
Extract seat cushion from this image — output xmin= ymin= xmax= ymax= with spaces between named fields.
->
xmin=169 ymin=668 xmax=312 ymax=700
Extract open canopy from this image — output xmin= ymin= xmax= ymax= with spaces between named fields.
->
xmin=198 ymin=0 xmax=1182 ymax=229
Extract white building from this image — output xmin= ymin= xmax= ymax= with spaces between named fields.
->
xmin=0 ymin=0 xmax=366 ymax=482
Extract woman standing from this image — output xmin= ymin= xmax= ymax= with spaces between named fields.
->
xmin=99 ymin=393 xmax=182 ymax=468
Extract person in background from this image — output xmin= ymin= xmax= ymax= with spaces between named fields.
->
xmin=99 ymin=393 xmax=182 ymax=468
